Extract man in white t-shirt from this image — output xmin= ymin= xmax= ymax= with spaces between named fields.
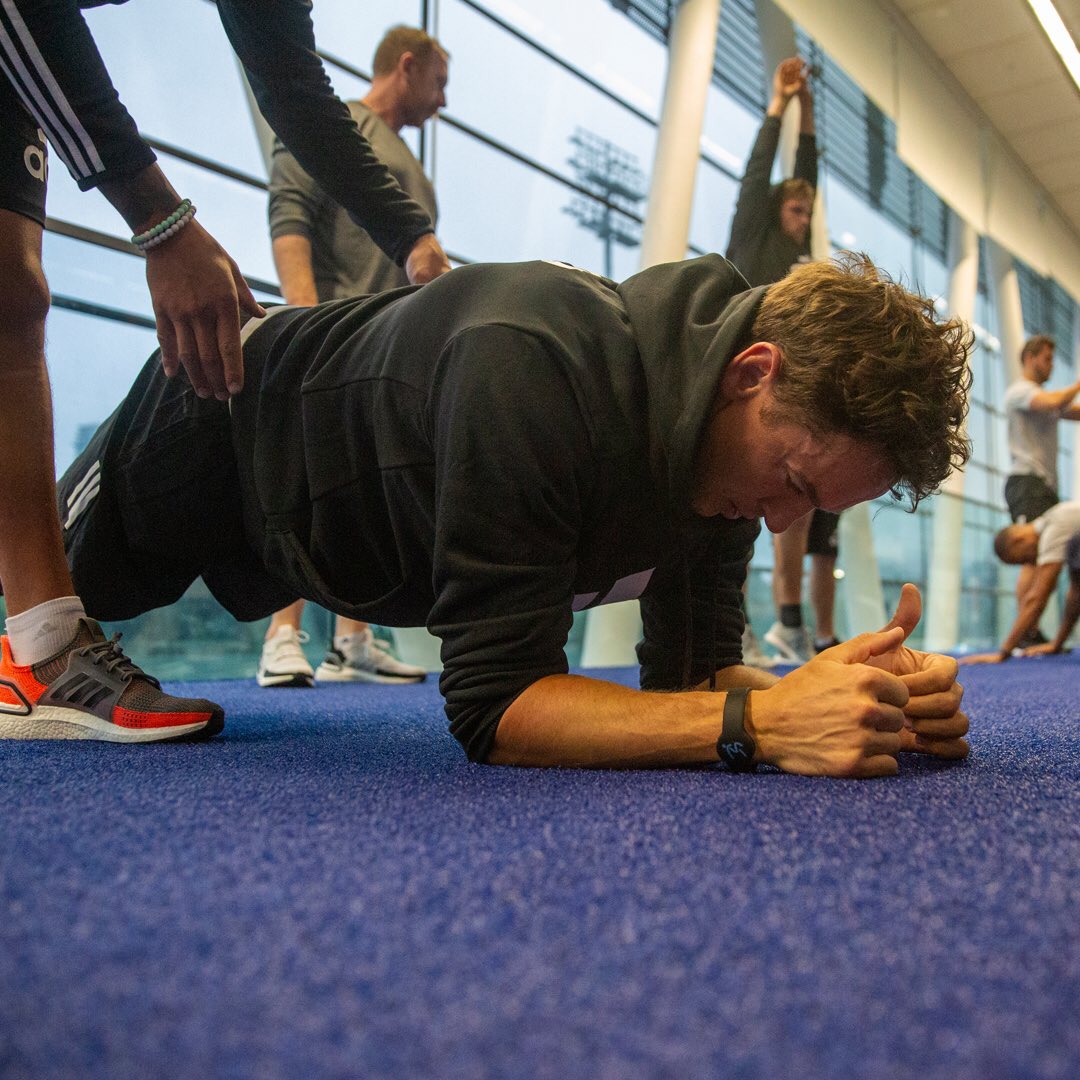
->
xmin=1002 ymin=335 xmax=1080 ymax=646
xmin=963 ymin=500 xmax=1080 ymax=663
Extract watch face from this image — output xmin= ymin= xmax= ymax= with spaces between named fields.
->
xmin=720 ymin=741 xmax=752 ymax=766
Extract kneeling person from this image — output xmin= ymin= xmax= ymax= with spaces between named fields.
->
xmin=57 ymin=254 xmax=972 ymax=776
xmin=964 ymin=500 xmax=1080 ymax=663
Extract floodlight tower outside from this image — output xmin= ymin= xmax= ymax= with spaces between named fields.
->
xmin=564 ymin=128 xmax=646 ymax=278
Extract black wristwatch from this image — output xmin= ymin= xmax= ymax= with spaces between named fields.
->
xmin=717 ymin=687 xmax=758 ymax=772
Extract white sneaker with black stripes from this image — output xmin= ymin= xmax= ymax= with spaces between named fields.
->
xmin=256 ymin=626 xmax=315 ymax=688
xmin=316 ymin=629 xmax=426 ymax=685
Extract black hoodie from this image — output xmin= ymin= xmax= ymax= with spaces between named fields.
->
xmin=231 ymin=257 xmax=764 ymax=760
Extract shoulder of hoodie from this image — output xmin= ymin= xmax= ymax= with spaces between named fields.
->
xmin=412 ymin=256 xmax=753 ymax=372
xmin=433 ymin=260 xmax=629 ymax=334
xmin=403 ymin=262 xmax=640 ymax=387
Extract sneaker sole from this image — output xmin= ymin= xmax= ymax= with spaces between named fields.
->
xmin=762 ymin=630 xmax=809 ymax=664
xmin=0 ymin=702 xmax=221 ymax=743
xmin=315 ymin=664 xmax=425 ymax=685
xmin=256 ymin=670 xmax=315 ymax=688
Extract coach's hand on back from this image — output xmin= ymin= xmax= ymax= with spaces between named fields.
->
xmin=145 ymin=218 xmax=264 ymax=401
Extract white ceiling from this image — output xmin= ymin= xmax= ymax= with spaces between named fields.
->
xmin=891 ymin=0 xmax=1080 ymax=241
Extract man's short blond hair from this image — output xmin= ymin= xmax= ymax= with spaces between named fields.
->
xmin=777 ymin=178 xmax=814 ymax=205
xmin=752 ymin=252 xmax=972 ymax=509
xmin=372 ymin=26 xmax=449 ymax=76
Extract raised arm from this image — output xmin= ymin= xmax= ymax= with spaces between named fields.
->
xmin=726 ymin=58 xmax=808 ymax=260
xmin=797 ymin=68 xmax=816 ymax=137
xmin=793 ymin=66 xmax=818 ymax=185
xmin=767 ymin=57 xmax=808 ymax=121
xmin=725 ymin=118 xmax=781 ymax=260
xmin=215 ymin=0 xmax=449 ymax=283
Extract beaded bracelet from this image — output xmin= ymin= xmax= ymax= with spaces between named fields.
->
xmin=131 ymin=199 xmax=195 ymax=250
xmin=138 ymin=205 xmax=197 ymax=251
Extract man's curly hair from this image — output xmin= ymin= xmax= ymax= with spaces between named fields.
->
xmin=752 ymin=252 xmax=973 ymax=509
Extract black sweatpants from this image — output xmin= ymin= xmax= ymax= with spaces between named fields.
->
xmin=58 ymin=354 xmax=296 ymax=623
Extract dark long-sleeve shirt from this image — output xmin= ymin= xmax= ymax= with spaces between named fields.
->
xmin=725 ymin=115 xmax=817 ymax=287
xmin=0 ymin=0 xmax=433 ymax=264
xmin=224 ymin=259 xmax=763 ymax=760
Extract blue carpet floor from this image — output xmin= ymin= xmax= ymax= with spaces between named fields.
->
xmin=1 ymin=656 xmax=1078 ymax=1080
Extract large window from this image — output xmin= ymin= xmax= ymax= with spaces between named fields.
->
xmin=440 ymin=0 xmax=658 ymax=194
xmin=471 ymin=0 xmax=666 ymax=118
xmin=46 ymin=309 xmax=159 ymax=476
xmin=87 ymin=0 xmax=268 ymax=177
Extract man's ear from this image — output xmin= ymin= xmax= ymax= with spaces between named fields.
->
xmin=718 ymin=342 xmax=782 ymax=400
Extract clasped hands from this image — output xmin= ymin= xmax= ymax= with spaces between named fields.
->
xmin=748 ymin=583 xmax=968 ymax=778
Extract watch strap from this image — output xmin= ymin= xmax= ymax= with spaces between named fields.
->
xmin=717 ymin=687 xmax=757 ymax=772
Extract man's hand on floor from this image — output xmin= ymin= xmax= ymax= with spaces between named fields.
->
xmin=748 ymin=627 xmax=909 ymax=778
xmin=864 ymin=583 xmax=969 ymax=760
xmin=749 ymin=583 xmax=970 ymax=776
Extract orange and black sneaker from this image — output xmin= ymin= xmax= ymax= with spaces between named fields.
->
xmin=0 ymin=618 xmax=224 ymax=742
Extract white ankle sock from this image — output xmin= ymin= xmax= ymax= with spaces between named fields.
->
xmin=5 ymin=596 xmax=87 ymax=666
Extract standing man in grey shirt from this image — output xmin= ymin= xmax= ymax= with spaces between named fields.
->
xmin=257 ymin=26 xmax=449 ymax=689
xmin=1002 ymin=335 xmax=1080 ymax=646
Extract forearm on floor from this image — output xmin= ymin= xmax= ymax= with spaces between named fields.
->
xmin=488 ymin=673 xmax=731 ymax=769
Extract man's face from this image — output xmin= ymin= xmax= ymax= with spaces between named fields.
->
xmin=692 ymin=347 xmax=896 ymax=533
xmin=402 ymin=52 xmax=448 ymax=128
xmin=779 ymin=196 xmax=812 ymax=245
xmin=1026 ymin=345 xmax=1054 ymax=385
